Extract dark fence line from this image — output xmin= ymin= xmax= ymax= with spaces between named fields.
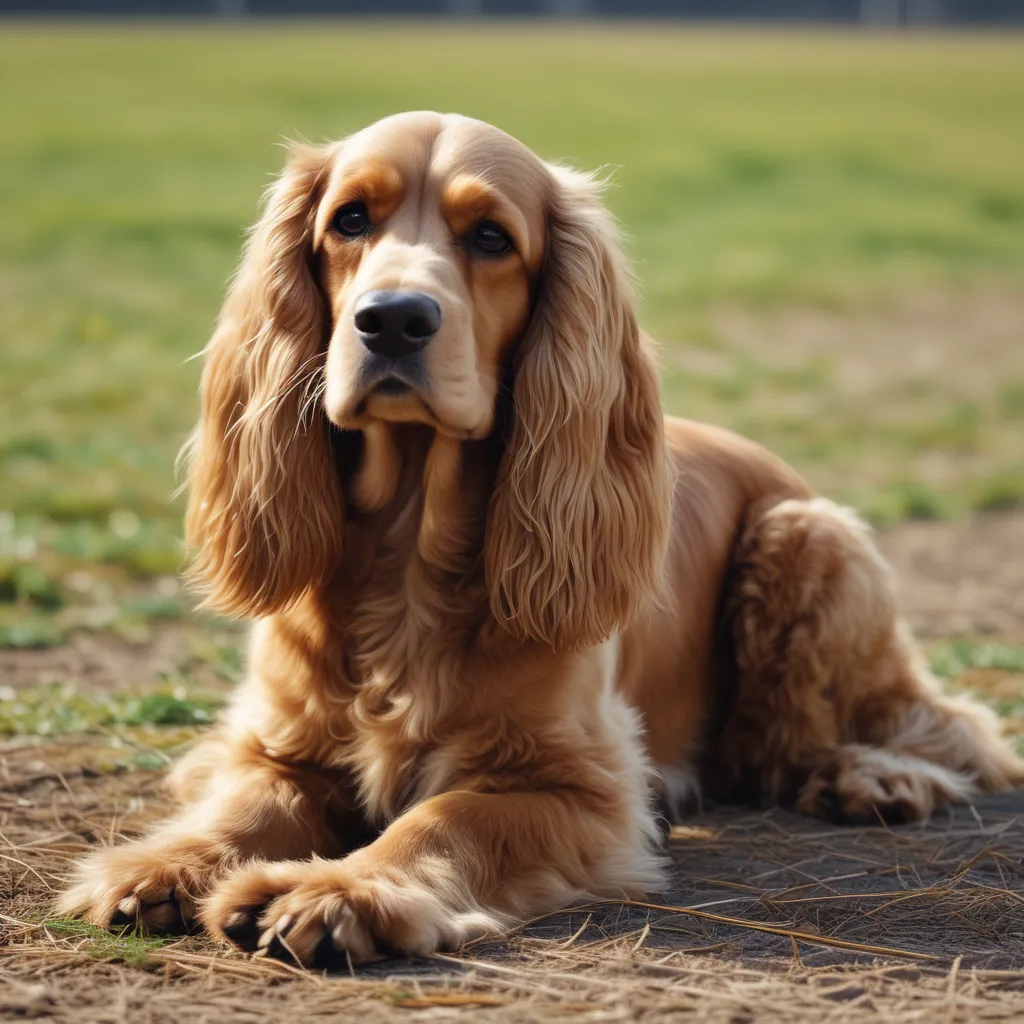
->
xmin=3 ymin=0 xmax=1023 ymax=22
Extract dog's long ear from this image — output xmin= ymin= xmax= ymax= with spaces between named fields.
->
xmin=485 ymin=167 xmax=672 ymax=651
xmin=183 ymin=143 xmax=343 ymax=617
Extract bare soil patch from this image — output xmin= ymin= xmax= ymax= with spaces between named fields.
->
xmin=0 ymin=625 xmax=202 ymax=694
xmin=715 ymin=290 xmax=1024 ymax=413
xmin=878 ymin=509 xmax=1024 ymax=638
xmin=669 ymin=290 xmax=1024 ymax=517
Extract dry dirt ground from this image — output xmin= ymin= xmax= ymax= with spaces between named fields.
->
xmin=2 ymin=511 xmax=1024 ymax=1023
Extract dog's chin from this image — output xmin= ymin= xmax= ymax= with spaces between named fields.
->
xmin=371 ymin=377 xmax=414 ymax=398
xmin=363 ymin=388 xmax=436 ymax=425
xmin=328 ymin=383 xmax=493 ymax=441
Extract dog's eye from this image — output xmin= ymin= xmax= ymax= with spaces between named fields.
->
xmin=471 ymin=220 xmax=513 ymax=257
xmin=332 ymin=202 xmax=370 ymax=238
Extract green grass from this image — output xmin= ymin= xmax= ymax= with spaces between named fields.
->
xmin=0 ymin=513 xmax=192 ymax=646
xmin=40 ymin=918 xmax=173 ymax=967
xmin=932 ymin=639 xmax=1024 ymax=750
xmin=0 ymin=678 xmax=226 ymax=766
xmin=1 ymin=26 xmax=1023 ymax=634
xmin=0 ymin=683 xmax=221 ymax=737
xmin=931 ymin=639 xmax=1024 ymax=682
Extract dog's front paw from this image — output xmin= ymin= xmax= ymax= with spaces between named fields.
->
xmin=203 ymin=855 xmax=501 ymax=967
xmin=57 ymin=838 xmax=222 ymax=934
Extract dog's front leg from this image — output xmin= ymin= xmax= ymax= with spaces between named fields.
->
xmin=57 ymin=740 xmax=362 ymax=935
xmin=205 ymin=781 xmax=663 ymax=966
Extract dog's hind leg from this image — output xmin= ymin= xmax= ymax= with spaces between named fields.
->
xmin=719 ymin=497 xmax=1024 ymax=823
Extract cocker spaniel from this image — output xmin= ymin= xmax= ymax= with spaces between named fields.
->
xmin=60 ymin=112 xmax=1024 ymax=964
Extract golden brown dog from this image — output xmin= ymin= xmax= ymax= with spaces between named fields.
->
xmin=59 ymin=112 xmax=1024 ymax=965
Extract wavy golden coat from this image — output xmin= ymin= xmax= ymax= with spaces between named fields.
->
xmin=60 ymin=113 xmax=1024 ymax=965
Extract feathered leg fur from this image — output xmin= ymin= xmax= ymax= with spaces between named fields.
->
xmin=720 ymin=497 xmax=1024 ymax=823
xmin=55 ymin=737 xmax=366 ymax=933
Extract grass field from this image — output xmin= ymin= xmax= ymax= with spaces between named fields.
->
xmin=2 ymin=26 xmax=1024 ymax=625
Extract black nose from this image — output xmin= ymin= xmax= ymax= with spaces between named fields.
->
xmin=354 ymin=290 xmax=441 ymax=358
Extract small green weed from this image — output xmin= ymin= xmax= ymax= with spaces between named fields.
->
xmin=41 ymin=917 xmax=172 ymax=967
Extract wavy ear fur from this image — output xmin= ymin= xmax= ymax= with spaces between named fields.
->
xmin=486 ymin=167 xmax=672 ymax=651
xmin=183 ymin=143 xmax=343 ymax=617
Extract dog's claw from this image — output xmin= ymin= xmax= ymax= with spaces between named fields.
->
xmin=110 ymin=896 xmax=138 ymax=929
xmin=222 ymin=908 xmax=261 ymax=951
xmin=310 ymin=930 xmax=341 ymax=970
xmin=256 ymin=912 xmax=296 ymax=960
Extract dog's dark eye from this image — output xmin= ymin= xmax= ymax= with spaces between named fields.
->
xmin=471 ymin=220 xmax=513 ymax=257
xmin=332 ymin=201 xmax=370 ymax=238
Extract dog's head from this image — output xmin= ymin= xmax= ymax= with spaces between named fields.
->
xmin=185 ymin=112 xmax=670 ymax=650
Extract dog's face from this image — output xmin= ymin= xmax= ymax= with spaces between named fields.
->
xmin=315 ymin=112 xmax=549 ymax=440
xmin=186 ymin=111 xmax=671 ymax=651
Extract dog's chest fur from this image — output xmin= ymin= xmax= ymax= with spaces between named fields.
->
xmin=333 ymin=433 xmax=497 ymax=822
xmin=240 ymin=430 xmax=510 ymax=824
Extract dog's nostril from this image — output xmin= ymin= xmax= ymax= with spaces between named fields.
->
xmin=354 ymin=308 xmax=383 ymax=336
xmin=404 ymin=315 xmax=435 ymax=340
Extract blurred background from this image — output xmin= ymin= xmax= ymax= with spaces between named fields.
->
xmin=0 ymin=8 xmax=1022 ymax=754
